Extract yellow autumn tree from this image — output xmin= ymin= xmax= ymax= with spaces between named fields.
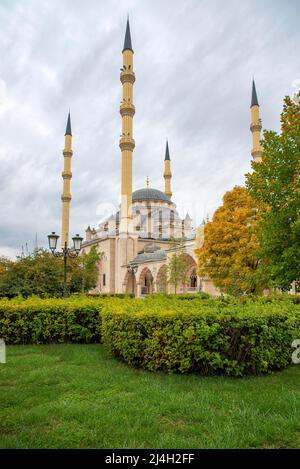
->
xmin=196 ymin=186 xmax=266 ymax=295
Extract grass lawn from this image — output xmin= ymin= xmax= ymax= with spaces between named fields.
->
xmin=0 ymin=344 xmax=300 ymax=449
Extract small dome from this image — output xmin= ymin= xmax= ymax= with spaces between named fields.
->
xmin=132 ymin=188 xmax=171 ymax=204
xmin=144 ymin=244 xmax=160 ymax=253
xmin=130 ymin=245 xmax=166 ymax=264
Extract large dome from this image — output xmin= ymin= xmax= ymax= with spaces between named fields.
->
xmin=132 ymin=188 xmax=171 ymax=204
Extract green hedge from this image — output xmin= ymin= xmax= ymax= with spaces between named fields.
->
xmin=101 ymin=298 xmax=300 ymax=376
xmin=86 ymin=293 xmax=134 ymax=299
xmin=0 ymin=296 xmax=104 ymax=344
xmin=2 ymin=295 xmax=300 ymax=376
xmin=147 ymin=292 xmax=211 ymax=300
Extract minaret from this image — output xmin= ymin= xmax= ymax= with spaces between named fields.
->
xmin=119 ymin=18 xmax=135 ymax=233
xmin=164 ymin=140 xmax=172 ymax=198
xmin=250 ymin=80 xmax=262 ymax=163
xmin=61 ymin=111 xmax=73 ymax=248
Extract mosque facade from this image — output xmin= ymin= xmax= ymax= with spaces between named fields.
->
xmin=60 ymin=20 xmax=261 ymax=297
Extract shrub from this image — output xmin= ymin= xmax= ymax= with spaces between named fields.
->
xmin=101 ymin=298 xmax=300 ymax=376
xmin=2 ymin=294 xmax=300 ymax=377
xmin=0 ymin=296 xmax=104 ymax=344
xmin=148 ymin=292 xmax=210 ymax=300
xmin=86 ymin=293 xmax=134 ymax=299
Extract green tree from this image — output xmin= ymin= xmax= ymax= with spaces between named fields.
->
xmin=80 ymin=246 xmax=102 ymax=292
xmin=158 ymin=267 xmax=168 ymax=293
xmin=246 ymin=93 xmax=300 ymax=290
xmin=0 ymin=247 xmax=101 ymax=298
xmin=0 ymin=256 xmax=12 ymax=280
xmin=167 ymin=239 xmax=189 ymax=293
xmin=0 ymin=250 xmax=64 ymax=298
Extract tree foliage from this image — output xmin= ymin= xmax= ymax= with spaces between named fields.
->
xmin=80 ymin=246 xmax=102 ymax=292
xmin=246 ymin=93 xmax=300 ymax=290
xmin=167 ymin=239 xmax=189 ymax=293
xmin=196 ymin=186 xmax=266 ymax=295
xmin=0 ymin=257 xmax=12 ymax=281
xmin=0 ymin=247 xmax=101 ymax=298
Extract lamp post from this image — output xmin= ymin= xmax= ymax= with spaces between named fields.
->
xmin=47 ymin=232 xmax=83 ymax=297
xmin=127 ymin=263 xmax=138 ymax=296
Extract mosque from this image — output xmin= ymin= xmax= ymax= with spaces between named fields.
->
xmin=59 ymin=19 xmax=262 ymax=297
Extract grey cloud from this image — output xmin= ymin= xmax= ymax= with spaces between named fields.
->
xmin=0 ymin=0 xmax=299 ymax=257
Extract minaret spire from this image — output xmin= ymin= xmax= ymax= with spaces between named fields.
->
xmin=250 ymin=79 xmax=262 ymax=163
xmin=165 ymin=140 xmax=170 ymax=161
xmin=119 ymin=18 xmax=135 ymax=233
xmin=164 ymin=140 xmax=172 ymax=199
xmin=251 ymin=80 xmax=259 ymax=107
xmin=123 ymin=17 xmax=133 ymax=53
xmin=61 ymin=111 xmax=73 ymax=247
xmin=65 ymin=110 xmax=72 ymax=136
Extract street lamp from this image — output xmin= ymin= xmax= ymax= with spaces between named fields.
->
xmin=47 ymin=232 xmax=83 ymax=297
xmin=48 ymin=232 xmax=59 ymax=252
xmin=127 ymin=263 xmax=138 ymax=296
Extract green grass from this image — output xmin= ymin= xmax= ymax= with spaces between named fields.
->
xmin=1 ymin=345 xmax=300 ymax=449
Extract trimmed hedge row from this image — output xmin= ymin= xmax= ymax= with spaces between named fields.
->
xmin=147 ymin=292 xmax=211 ymax=301
xmin=1 ymin=295 xmax=300 ymax=376
xmin=0 ymin=296 xmax=104 ymax=344
xmin=86 ymin=293 xmax=134 ymax=298
xmin=101 ymin=298 xmax=300 ymax=376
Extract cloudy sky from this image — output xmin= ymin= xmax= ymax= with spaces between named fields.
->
xmin=0 ymin=0 xmax=299 ymax=258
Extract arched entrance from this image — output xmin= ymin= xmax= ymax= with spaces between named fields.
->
xmin=189 ymin=267 xmax=198 ymax=291
xmin=156 ymin=264 xmax=167 ymax=293
xmin=176 ymin=253 xmax=198 ymax=293
xmin=138 ymin=267 xmax=153 ymax=295
xmin=124 ymin=270 xmax=137 ymax=295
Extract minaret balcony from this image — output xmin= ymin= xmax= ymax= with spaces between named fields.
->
xmin=63 ymin=149 xmax=73 ymax=157
xmin=250 ymin=120 xmax=262 ymax=132
xmin=62 ymin=171 xmax=72 ymax=179
xmin=119 ymin=136 xmax=135 ymax=151
xmin=61 ymin=194 xmax=71 ymax=202
xmin=251 ymin=148 xmax=263 ymax=159
xmin=120 ymin=102 xmax=135 ymax=117
xmin=120 ymin=70 xmax=135 ymax=84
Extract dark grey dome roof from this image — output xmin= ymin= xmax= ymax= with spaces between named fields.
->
xmin=130 ymin=245 xmax=167 ymax=264
xmin=144 ymin=244 xmax=161 ymax=253
xmin=132 ymin=188 xmax=171 ymax=204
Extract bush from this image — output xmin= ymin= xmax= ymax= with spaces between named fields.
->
xmin=148 ymin=292 xmax=210 ymax=300
xmin=2 ymin=294 xmax=300 ymax=377
xmin=86 ymin=293 xmax=135 ymax=299
xmin=0 ymin=296 xmax=104 ymax=344
xmin=101 ymin=298 xmax=300 ymax=376
xmin=0 ymin=248 xmax=100 ymax=298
